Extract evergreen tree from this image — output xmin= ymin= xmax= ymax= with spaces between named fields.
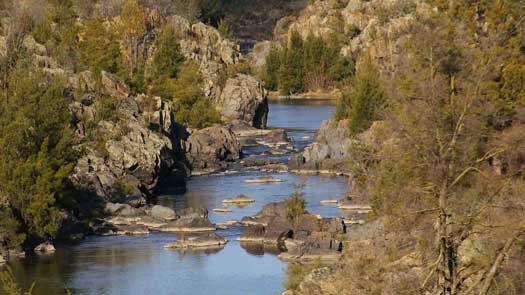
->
xmin=335 ymin=58 xmax=384 ymax=135
xmin=79 ymin=18 xmax=123 ymax=76
xmin=264 ymin=44 xmax=280 ymax=91
xmin=0 ymin=61 xmax=77 ymax=245
xmin=119 ymin=0 xmax=146 ymax=80
xmin=171 ymin=62 xmax=221 ymax=128
xmin=279 ymin=31 xmax=304 ymax=95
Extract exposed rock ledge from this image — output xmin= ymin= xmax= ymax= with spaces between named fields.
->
xmin=239 ymin=201 xmax=346 ymax=261
xmin=184 ymin=125 xmax=241 ymax=175
xmin=164 ymin=233 xmax=228 ymax=249
xmin=93 ymin=204 xmax=215 ymax=236
xmin=289 ymin=120 xmax=351 ymax=173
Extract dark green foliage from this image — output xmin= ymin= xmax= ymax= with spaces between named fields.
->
xmin=264 ymin=32 xmax=354 ymax=94
xmin=0 ymin=62 xmax=77 ymax=245
xmin=79 ymin=18 xmax=123 ymax=75
xmin=217 ymin=19 xmax=233 ymax=40
xmin=199 ymin=0 xmax=224 ymax=27
xmin=335 ymin=59 xmax=384 ymax=135
xmin=171 ymin=62 xmax=221 ymax=128
xmin=151 ymin=25 xmax=185 ymax=81
xmin=128 ymin=65 xmax=147 ymax=94
xmin=148 ymin=24 xmax=186 ymax=98
xmin=264 ymin=45 xmax=280 ymax=91
xmin=279 ymin=31 xmax=304 ymax=95
xmin=285 ymin=182 xmax=307 ymax=223
xmin=33 ymin=0 xmax=80 ymax=70
xmin=329 ymin=55 xmax=354 ymax=82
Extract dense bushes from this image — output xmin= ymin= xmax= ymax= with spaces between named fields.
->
xmin=0 ymin=62 xmax=78 ymax=247
xmin=170 ymin=62 xmax=221 ymax=129
xmin=264 ymin=31 xmax=354 ymax=95
xmin=334 ymin=58 xmax=384 ymax=135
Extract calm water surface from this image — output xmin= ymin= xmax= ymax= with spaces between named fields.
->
xmin=4 ymin=99 xmax=346 ymax=295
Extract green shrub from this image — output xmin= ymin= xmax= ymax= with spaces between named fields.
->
xmin=171 ymin=62 xmax=221 ymax=128
xmin=217 ymin=19 xmax=233 ymax=40
xmin=335 ymin=58 xmax=384 ymax=135
xmin=285 ymin=182 xmax=307 ymax=223
xmin=79 ymin=18 xmax=123 ymax=75
xmin=0 ymin=63 xmax=78 ymax=244
xmin=150 ymin=25 xmax=185 ymax=81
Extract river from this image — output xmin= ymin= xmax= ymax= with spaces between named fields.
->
xmin=3 ymin=99 xmax=348 ymax=295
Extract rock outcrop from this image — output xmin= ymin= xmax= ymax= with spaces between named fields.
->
xmin=97 ymin=203 xmax=217 ymax=235
xmin=240 ymin=201 xmax=346 ymax=260
xmin=221 ymin=74 xmax=269 ymax=128
xmin=290 ymin=119 xmax=351 ymax=173
xmin=271 ymin=0 xmax=429 ymax=76
xmin=184 ymin=126 xmax=241 ymax=174
xmin=34 ymin=242 xmax=56 ymax=254
xmin=160 ymin=16 xmax=240 ymax=103
xmin=163 ymin=16 xmax=269 ymax=129
xmin=70 ymin=71 xmax=187 ymax=206
xmin=164 ymin=233 xmax=228 ymax=249
xmin=221 ymin=0 xmax=308 ymax=45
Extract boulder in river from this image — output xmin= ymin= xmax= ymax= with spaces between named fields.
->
xmin=212 ymin=207 xmax=232 ymax=213
xmin=221 ymin=74 xmax=268 ymax=128
xmin=164 ymin=233 xmax=228 ymax=249
xmin=289 ymin=119 xmax=351 ymax=173
xmin=34 ymin=242 xmax=56 ymax=254
xmin=184 ymin=126 xmax=241 ymax=174
xmin=149 ymin=205 xmax=177 ymax=221
xmin=158 ymin=216 xmax=216 ymax=233
xmin=222 ymin=194 xmax=255 ymax=204
xmin=239 ymin=201 xmax=347 ymax=260
xmin=244 ymin=176 xmax=284 ymax=184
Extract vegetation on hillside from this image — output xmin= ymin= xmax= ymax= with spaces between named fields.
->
xmin=335 ymin=57 xmax=384 ymax=135
xmin=0 ymin=60 xmax=78 ymax=248
xmin=0 ymin=0 xmax=227 ymax=250
xmin=328 ymin=0 xmax=525 ymax=293
xmin=263 ymin=31 xmax=354 ymax=95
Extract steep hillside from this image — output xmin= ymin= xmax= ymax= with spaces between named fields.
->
xmin=222 ymin=0 xmax=308 ymax=50
xmin=0 ymin=0 xmax=268 ymax=256
xmin=276 ymin=0 xmax=525 ymax=294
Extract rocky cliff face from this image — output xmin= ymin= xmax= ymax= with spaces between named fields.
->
xmin=163 ymin=15 xmax=240 ymax=103
xmin=290 ymin=119 xmax=351 ymax=173
xmin=162 ymin=15 xmax=269 ymax=128
xmin=221 ymin=0 xmax=308 ymax=48
xmin=70 ymin=71 xmax=187 ymax=207
xmin=9 ymin=15 xmax=270 ymax=207
xmin=255 ymin=0 xmax=429 ymax=75
xmin=184 ymin=125 xmax=241 ymax=175
xmin=221 ymin=74 xmax=269 ymax=128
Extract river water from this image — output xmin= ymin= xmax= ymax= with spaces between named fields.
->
xmin=3 ymin=99 xmax=347 ymax=295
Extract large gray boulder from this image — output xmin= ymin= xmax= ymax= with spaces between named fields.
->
xmin=221 ymin=74 xmax=269 ymax=128
xmin=150 ymin=205 xmax=177 ymax=221
xmin=184 ymin=126 xmax=241 ymax=173
xmin=290 ymin=119 xmax=351 ymax=172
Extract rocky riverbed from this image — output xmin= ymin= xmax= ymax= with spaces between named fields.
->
xmin=2 ymin=100 xmax=360 ymax=295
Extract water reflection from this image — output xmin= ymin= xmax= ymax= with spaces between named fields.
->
xmin=1 ymin=99 xmax=344 ymax=295
xmin=158 ymin=172 xmax=348 ymax=225
xmin=268 ymin=100 xmax=335 ymax=150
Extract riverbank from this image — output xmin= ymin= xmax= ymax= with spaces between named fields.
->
xmin=1 ymin=100 xmax=351 ymax=295
xmin=268 ymin=90 xmax=341 ymax=101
